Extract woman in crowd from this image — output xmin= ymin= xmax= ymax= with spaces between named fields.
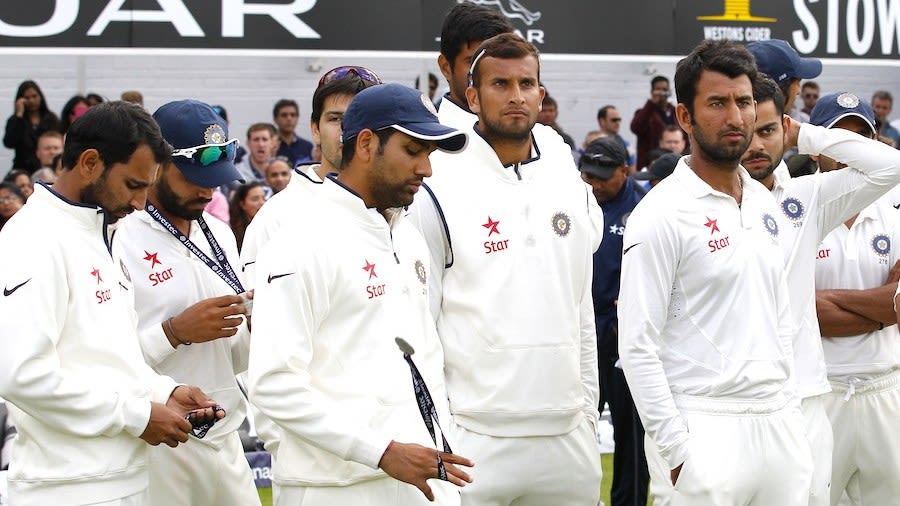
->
xmin=0 ymin=182 xmax=27 ymax=230
xmin=3 ymin=80 xmax=60 ymax=173
xmin=59 ymin=95 xmax=89 ymax=134
xmin=229 ymin=181 xmax=266 ymax=251
xmin=4 ymin=169 xmax=33 ymax=199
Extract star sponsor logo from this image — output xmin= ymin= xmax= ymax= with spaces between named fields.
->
xmin=482 ymin=216 xmax=501 ymax=236
xmin=871 ymin=234 xmax=891 ymax=256
xmin=143 ymin=250 xmax=162 ymax=269
xmin=91 ymin=267 xmax=112 ymax=304
xmin=91 ymin=267 xmax=103 ymax=285
xmin=609 ymin=224 xmax=625 ymax=236
xmin=362 ymin=259 xmax=385 ymax=299
xmin=362 ymin=259 xmax=377 ymax=280
xmin=704 ymin=216 xmax=720 ymax=235
xmin=551 ymin=212 xmax=571 ymax=237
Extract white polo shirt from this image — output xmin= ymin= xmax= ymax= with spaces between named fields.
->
xmin=770 ymin=125 xmax=900 ymax=398
xmin=619 ymin=157 xmax=794 ymax=469
xmin=815 ymin=198 xmax=900 ymax=382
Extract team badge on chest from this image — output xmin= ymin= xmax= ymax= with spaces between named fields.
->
xmin=871 ymin=234 xmax=891 ymax=256
xmin=551 ymin=212 xmax=571 ymax=237
xmin=781 ymin=197 xmax=804 ymax=221
xmin=762 ymin=213 xmax=779 ymax=237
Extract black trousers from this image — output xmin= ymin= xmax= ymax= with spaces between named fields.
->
xmin=599 ymin=356 xmax=650 ymax=506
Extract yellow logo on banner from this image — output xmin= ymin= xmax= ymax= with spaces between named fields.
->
xmin=697 ymin=0 xmax=776 ymax=22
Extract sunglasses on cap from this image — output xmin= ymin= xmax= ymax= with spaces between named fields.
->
xmin=171 ymin=138 xmax=238 ymax=167
xmin=318 ymin=66 xmax=383 ymax=88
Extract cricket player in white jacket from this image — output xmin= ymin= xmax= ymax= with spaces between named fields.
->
xmin=619 ymin=40 xmax=813 ymax=505
xmin=238 ymin=67 xmax=382 ymax=466
xmin=408 ymin=34 xmax=603 ymax=505
xmin=249 ymin=83 xmax=473 ymax=505
xmin=0 ymin=102 xmax=221 ymax=506
xmin=112 ymin=100 xmax=260 ymax=506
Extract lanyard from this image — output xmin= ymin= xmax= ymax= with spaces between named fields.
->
xmin=146 ymin=203 xmax=244 ymax=294
xmin=395 ymin=337 xmax=452 ymax=475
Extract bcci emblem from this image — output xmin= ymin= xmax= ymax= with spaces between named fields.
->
xmin=781 ymin=197 xmax=804 ymax=221
xmin=551 ymin=212 xmax=571 ymax=237
xmin=119 ymin=258 xmax=131 ymax=283
xmin=204 ymin=124 xmax=227 ymax=145
xmin=837 ymin=93 xmax=861 ymax=109
xmin=414 ymin=259 xmax=427 ymax=285
xmin=871 ymin=234 xmax=891 ymax=256
xmin=762 ymin=213 xmax=779 ymax=237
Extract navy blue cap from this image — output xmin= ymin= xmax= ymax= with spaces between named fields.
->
xmin=579 ymin=137 xmax=628 ymax=179
xmin=809 ymin=92 xmax=876 ymax=135
xmin=153 ymin=100 xmax=244 ymax=188
xmin=341 ymin=83 xmax=467 ymax=153
xmin=747 ymin=39 xmax=822 ymax=84
xmin=633 ymin=152 xmax=680 ymax=181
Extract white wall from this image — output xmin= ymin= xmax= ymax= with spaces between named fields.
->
xmin=1 ymin=51 xmax=899 ymax=173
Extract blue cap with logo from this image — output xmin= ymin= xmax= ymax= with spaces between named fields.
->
xmin=341 ymin=83 xmax=468 ymax=153
xmin=153 ymin=99 xmax=245 ymax=189
xmin=809 ymin=92 xmax=876 ymax=135
xmin=747 ymin=39 xmax=822 ymax=84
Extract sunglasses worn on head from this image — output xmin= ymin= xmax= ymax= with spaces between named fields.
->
xmin=318 ymin=66 xmax=383 ymax=88
xmin=171 ymin=139 xmax=238 ymax=167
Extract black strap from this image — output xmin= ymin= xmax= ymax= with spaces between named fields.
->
xmin=146 ymin=203 xmax=244 ymax=294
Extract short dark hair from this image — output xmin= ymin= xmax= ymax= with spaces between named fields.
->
xmin=753 ymin=74 xmax=786 ymax=116
xmin=340 ymin=128 xmax=397 ymax=169
xmin=273 ymin=99 xmax=299 ymax=118
xmin=801 ymin=81 xmax=819 ymax=91
xmin=4 ymin=169 xmax=29 ymax=184
xmin=470 ymin=34 xmax=540 ymax=88
xmin=247 ymin=123 xmax=277 ymax=139
xmin=415 ymin=73 xmax=439 ymax=88
xmin=0 ymin=181 xmax=26 ymax=203
xmin=542 ymin=95 xmax=557 ymax=108
xmin=651 ymin=76 xmax=669 ymax=89
xmin=674 ymin=40 xmax=757 ymax=116
xmin=440 ymin=3 xmax=514 ymax=65
xmin=597 ymin=105 xmax=617 ymax=121
xmin=662 ymin=124 xmax=685 ymax=136
xmin=872 ymin=90 xmax=893 ymax=105
xmin=61 ymin=101 xmax=170 ymax=172
xmin=311 ymin=75 xmax=379 ymax=125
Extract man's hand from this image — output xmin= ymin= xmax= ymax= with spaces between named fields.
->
xmin=169 ymin=294 xmax=247 ymax=346
xmin=140 ymin=402 xmax=192 ymax=448
xmin=378 ymin=441 xmax=474 ymax=501
xmin=670 ymin=462 xmax=684 ymax=485
xmin=166 ymin=385 xmax=218 ymax=417
xmin=784 ymin=114 xmax=802 ymax=151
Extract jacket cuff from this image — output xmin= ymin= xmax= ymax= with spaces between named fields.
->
xmin=347 ymin=430 xmax=394 ymax=470
xmin=141 ymin=322 xmax=178 ymax=366
xmin=120 ymin=396 xmax=152 ymax=438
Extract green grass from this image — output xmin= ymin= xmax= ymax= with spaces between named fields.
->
xmin=257 ymin=454 xmax=640 ymax=506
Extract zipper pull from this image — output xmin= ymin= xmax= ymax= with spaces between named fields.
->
xmin=394 ymin=252 xmax=400 ymax=264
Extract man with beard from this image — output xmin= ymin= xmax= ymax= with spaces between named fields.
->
xmin=249 ymin=83 xmax=472 ymax=505
xmin=742 ymin=79 xmax=900 ymax=506
xmin=618 ymin=40 xmax=814 ymax=505
xmin=112 ymin=100 xmax=259 ymax=506
xmin=408 ymin=34 xmax=603 ymax=505
xmin=0 ymin=101 xmax=220 ymax=506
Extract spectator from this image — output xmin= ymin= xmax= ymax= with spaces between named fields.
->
xmin=872 ymin=90 xmax=900 ymax=147
xmin=538 ymin=95 xmax=577 ymax=150
xmin=799 ymin=81 xmax=820 ymax=121
xmin=658 ymin=124 xmax=687 ymax=155
xmin=3 ymin=80 xmax=60 ymax=173
xmin=30 ymin=167 xmax=56 ymax=185
xmin=120 ymin=90 xmax=144 ymax=107
xmin=272 ymin=99 xmax=313 ymax=165
xmin=415 ymin=72 xmax=440 ymax=103
xmin=597 ymin=105 xmax=635 ymax=166
xmin=264 ymin=156 xmax=291 ymax=194
xmin=630 ymin=75 xmax=676 ymax=170
xmin=4 ymin=169 xmax=32 ymax=199
xmin=229 ymin=181 xmax=266 ymax=251
xmin=632 ymin=151 xmax=680 ymax=188
xmin=35 ymin=130 xmax=63 ymax=169
xmin=234 ymin=123 xmax=276 ymax=187
xmin=84 ymin=93 xmax=105 ymax=107
xmin=0 ymin=182 xmax=25 ymax=230
xmin=59 ymin=95 xmax=89 ymax=134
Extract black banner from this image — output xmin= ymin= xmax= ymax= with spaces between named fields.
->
xmin=0 ymin=0 xmax=899 ymax=58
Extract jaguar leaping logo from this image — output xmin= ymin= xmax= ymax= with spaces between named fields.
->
xmin=460 ymin=0 xmax=542 ymax=26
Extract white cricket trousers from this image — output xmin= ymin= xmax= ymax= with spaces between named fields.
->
xmin=274 ymin=475 xmax=460 ymax=506
xmin=801 ymin=394 xmax=834 ymax=506
xmin=147 ymin=431 xmax=260 ymax=506
xmin=824 ymin=369 xmax=900 ymax=506
xmin=644 ymin=395 xmax=812 ymax=506
xmin=451 ymin=414 xmax=602 ymax=506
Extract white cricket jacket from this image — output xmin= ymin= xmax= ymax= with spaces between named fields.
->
xmin=770 ymin=125 xmax=900 ymax=398
xmin=112 ymin=209 xmax=249 ymax=444
xmin=618 ymin=159 xmax=795 ymax=469
xmin=408 ymin=124 xmax=602 ymax=438
xmin=0 ymin=184 xmax=178 ymax=506
xmin=248 ymin=176 xmax=452 ymax=486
